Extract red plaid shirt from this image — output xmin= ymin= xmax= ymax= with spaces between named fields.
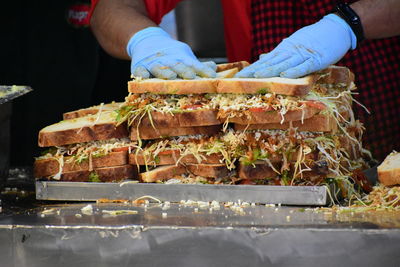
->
xmin=90 ymin=0 xmax=400 ymax=160
xmin=250 ymin=0 xmax=400 ymax=160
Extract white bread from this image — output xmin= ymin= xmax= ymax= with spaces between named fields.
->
xmin=378 ymin=151 xmax=400 ymax=186
xmin=34 ymin=150 xmax=129 ymax=178
xmin=49 ymin=165 xmax=137 ymax=182
xmin=233 ymin=114 xmax=337 ymax=133
xmin=38 ymin=111 xmax=128 ymax=147
xmin=216 ymin=68 xmax=239 ymax=78
xmin=130 ymin=124 xmax=222 ymax=140
xmin=128 ymin=75 xmax=316 ymax=96
xmin=63 ymin=102 xmax=123 ymax=120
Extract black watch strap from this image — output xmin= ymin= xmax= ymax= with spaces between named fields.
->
xmin=335 ymin=2 xmax=365 ymax=43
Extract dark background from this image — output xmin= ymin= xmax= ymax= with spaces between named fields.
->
xmin=1 ymin=1 xmax=131 ymax=165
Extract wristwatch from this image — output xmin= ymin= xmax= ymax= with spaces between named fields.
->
xmin=335 ymin=2 xmax=365 ymax=43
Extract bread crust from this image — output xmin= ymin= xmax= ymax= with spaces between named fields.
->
xmin=130 ymin=125 xmax=222 ymax=140
xmin=378 ymin=152 xmax=400 ymax=186
xmin=186 ymin=163 xmax=230 ymax=178
xmin=216 ymin=61 xmax=250 ymax=72
xmin=128 ymin=79 xmax=217 ymax=94
xmin=45 ymin=164 xmax=137 ymax=182
xmin=63 ymin=103 xmax=122 ymax=120
xmin=39 ymin=122 xmax=128 ymax=147
xmin=317 ymin=66 xmax=354 ymax=86
xmin=34 ymin=151 xmax=129 ymax=178
xmin=233 ymin=114 xmax=337 ymax=133
xmin=238 ymin=163 xmax=279 ymax=180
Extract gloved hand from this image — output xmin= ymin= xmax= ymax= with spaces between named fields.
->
xmin=127 ymin=27 xmax=217 ymax=79
xmin=236 ymin=14 xmax=357 ymax=79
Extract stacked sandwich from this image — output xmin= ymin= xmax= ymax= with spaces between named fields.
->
xmin=34 ymin=62 xmax=371 ymax=187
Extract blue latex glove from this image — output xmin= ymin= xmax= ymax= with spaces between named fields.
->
xmin=236 ymin=14 xmax=357 ymax=79
xmin=127 ymin=27 xmax=217 ymax=79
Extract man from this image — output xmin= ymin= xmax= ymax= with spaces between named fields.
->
xmin=90 ymin=0 xmax=400 ymax=160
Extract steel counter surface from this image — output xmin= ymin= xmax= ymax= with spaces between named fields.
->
xmin=0 ymin=203 xmax=400 ymax=266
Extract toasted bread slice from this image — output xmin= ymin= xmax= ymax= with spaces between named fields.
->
xmin=233 ymin=114 xmax=337 ymax=133
xmin=38 ymin=112 xmax=128 ymax=147
xmin=128 ymin=78 xmax=218 ymax=94
xmin=216 ymin=76 xmax=316 ymax=96
xmin=139 ymin=165 xmax=187 ymax=183
xmin=34 ymin=150 xmax=129 ymax=178
xmin=130 ymin=110 xmax=221 ymax=128
xmin=186 ymin=163 xmax=230 ymax=178
xmin=63 ymin=102 xmax=123 ymax=120
xmin=129 ymin=151 xmax=223 ymax=166
xmin=378 ymin=151 xmax=400 ymax=186
xmin=216 ymin=61 xmax=250 ymax=72
xmin=45 ymin=164 xmax=137 ymax=182
xmin=128 ymin=75 xmax=316 ymax=96
xmin=130 ymin=124 xmax=222 ymax=140
xmin=225 ymin=107 xmax=321 ymax=125
xmin=238 ymin=162 xmax=279 ymax=180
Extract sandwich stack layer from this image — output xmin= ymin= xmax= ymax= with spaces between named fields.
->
xmin=34 ymin=63 xmax=371 ymax=188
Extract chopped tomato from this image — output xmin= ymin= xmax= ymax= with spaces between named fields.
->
xmin=158 ymin=150 xmax=179 ymax=155
xmin=303 ymin=100 xmax=326 ymax=110
xmin=112 ymin=147 xmax=130 ymax=152
xmin=182 ymin=104 xmax=203 ymax=110
xmin=249 ymin=106 xmax=273 ymax=112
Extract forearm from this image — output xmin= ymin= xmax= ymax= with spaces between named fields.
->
xmin=91 ymin=0 xmax=156 ymax=59
xmin=352 ymin=0 xmax=400 ymax=39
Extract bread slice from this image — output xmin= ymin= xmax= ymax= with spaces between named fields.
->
xmin=139 ymin=165 xmax=187 ymax=183
xmin=238 ymin=162 xmax=279 ymax=180
xmin=128 ymin=75 xmax=316 ymax=96
xmin=216 ymin=76 xmax=316 ymax=96
xmin=186 ymin=163 xmax=230 ymax=178
xmin=233 ymin=114 xmax=337 ymax=133
xmin=38 ymin=112 xmax=128 ymax=147
xmin=130 ymin=110 xmax=221 ymax=128
xmin=378 ymin=151 xmax=400 ymax=186
xmin=225 ymin=106 xmax=321 ymax=125
xmin=130 ymin=124 xmax=222 ymax=140
xmin=34 ymin=150 xmax=129 ymax=178
xmin=216 ymin=61 xmax=250 ymax=72
xmin=63 ymin=102 xmax=123 ymax=120
xmin=46 ymin=164 xmax=137 ymax=182
xmin=128 ymin=78 xmax=218 ymax=94
xmin=216 ymin=68 xmax=239 ymax=78
xmin=317 ymin=65 xmax=354 ymax=86
xmin=129 ymin=151 xmax=223 ymax=165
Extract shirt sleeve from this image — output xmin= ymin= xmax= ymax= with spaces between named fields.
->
xmin=89 ymin=0 xmax=182 ymax=25
xmin=221 ymin=0 xmax=252 ymax=62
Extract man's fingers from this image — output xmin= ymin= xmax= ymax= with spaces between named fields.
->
xmin=280 ymin=58 xmax=318 ymax=78
xmin=202 ymin=61 xmax=217 ymax=71
xmin=184 ymin=59 xmax=217 ymax=78
xmin=235 ymin=53 xmax=290 ymax=78
xmin=148 ymin=62 xmax=177 ymax=79
xmin=169 ymin=62 xmax=196 ymax=79
xmin=254 ymin=56 xmax=304 ymax=78
xmin=132 ymin=65 xmax=150 ymax=79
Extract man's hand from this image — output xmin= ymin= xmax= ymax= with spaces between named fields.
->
xmin=127 ymin=27 xmax=217 ymax=79
xmin=236 ymin=14 xmax=357 ymax=79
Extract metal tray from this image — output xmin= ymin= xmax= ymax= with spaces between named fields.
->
xmin=35 ymin=181 xmax=327 ymax=205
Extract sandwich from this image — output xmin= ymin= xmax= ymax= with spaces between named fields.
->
xmin=34 ymin=62 xmax=371 ymax=194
